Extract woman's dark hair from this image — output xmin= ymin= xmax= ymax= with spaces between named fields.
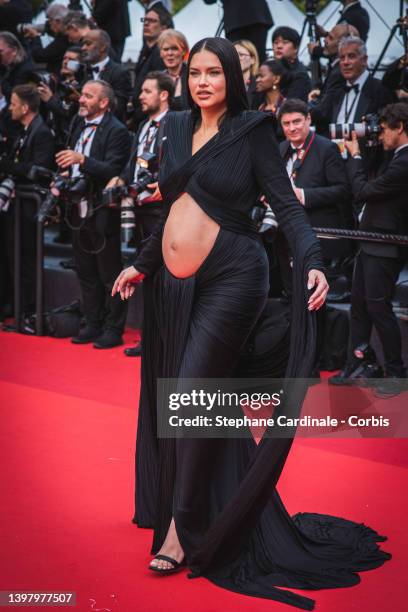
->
xmin=186 ymin=37 xmax=248 ymax=121
xmin=260 ymin=59 xmax=291 ymax=92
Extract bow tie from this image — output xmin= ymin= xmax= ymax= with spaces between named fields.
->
xmin=91 ymin=66 xmax=100 ymax=74
xmin=344 ymin=83 xmax=360 ymax=94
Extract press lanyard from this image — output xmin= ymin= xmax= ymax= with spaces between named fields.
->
xmin=344 ymin=89 xmax=359 ymax=122
xmin=78 ymin=125 xmax=97 ymax=154
xmin=290 ymin=131 xmax=315 ymax=181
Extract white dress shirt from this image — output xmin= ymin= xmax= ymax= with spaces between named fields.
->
xmin=336 ymin=69 xmax=370 ymax=124
xmin=90 ymin=56 xmax=110 ymax=80
xmin=73 ymin=113 xmax=105 ymax=216
xmin=133 ymin=110 xmax=167 ymax=200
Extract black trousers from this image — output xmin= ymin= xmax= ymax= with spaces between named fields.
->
xmin=227 ymin=24 xmax=270 ymax=63
xmin=71 ymin=209 xmax=127 ymax=335
xmin=350 ymin=250 xmax=404 ymax=376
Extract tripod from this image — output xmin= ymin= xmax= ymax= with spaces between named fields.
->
xmin=371 ymin=1 xmax=407 ymax=75
xmin=299 ymin=4 xmax=322 ymax=88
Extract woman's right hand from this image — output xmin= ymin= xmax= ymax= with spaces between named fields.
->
xmin=111 ymin=266 xmax=145 ymax=300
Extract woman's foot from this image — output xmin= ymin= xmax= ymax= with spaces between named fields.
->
xmin=149 ymin=518 xmax=185 ymax=571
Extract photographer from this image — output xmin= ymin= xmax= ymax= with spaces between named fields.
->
xmin=22 ymin=4 xmax=70 ymax=75
xmin=56 ymin=79 xmax=131 ymax=349
xmin=37 ymin=46 xmax=83 ymax=149
xmin=106 ymin=71 xmax=174 ymax=357
xmin=311 ymin=36 xmax=395 ymax=146
xmin=330 ymin=103 xmax=408 ymax=396
xmin=0 ymin=84 xmax=55 ymax=321
xmin=81 ymin=29 xmax=132 ymax=122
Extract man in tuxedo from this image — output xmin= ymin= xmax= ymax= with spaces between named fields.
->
xmin=271 ymin=26 xmax=311 ymax=102
xmin=336 ymin=0 xmax=370 ymax=42
xmin=56 ymin=80 xmax=131 ymax=348
xmin=330 ymin=102 xmax=408 ymax=396
xmin=203 ymin=0 xmax=273 ymax=63
xmin=278 ymin=98 xmax=351 ymax=269
xmin=0 ymin=84 xmax=55 ymax=319
xmin=311 ymin=36 xmax=394 ymax=141
xmin=92 ymin=0 xmax=131 ymax=60
xmin=81 ymin=29 xmax=132 ymax=122
xmin=106 ymin=70 xmax=174 ymax=357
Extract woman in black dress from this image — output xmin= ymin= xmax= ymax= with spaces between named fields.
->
xmin=113 ymin=38 xmax=390 ymax=610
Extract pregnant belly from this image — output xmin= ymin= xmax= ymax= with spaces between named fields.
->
xmin=162 ymin=193 xmax=220 ymax=278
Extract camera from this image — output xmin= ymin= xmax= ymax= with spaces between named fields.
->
xmin=101 ymin=151 xmax=159 ymax=242
xmin=329 ymin=113 xmax=381 ymax=147
xmin=35 ymin=166 xmax=88 ymax=223
xmin=17 ymin=22 xmax=51 ymax=36
xmin=305 ymin=0 xmax=319 ymax=16
xmin=0 ymin=177 xmax=16 ymax=213
xmin=250 ymin=202 xmax=279 ymax=235
xmin=27 ymin=70 xmax=57 ymax=93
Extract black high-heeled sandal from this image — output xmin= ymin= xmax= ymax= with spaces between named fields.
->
xmin=149 ymin=554 xmax=186 ymax=575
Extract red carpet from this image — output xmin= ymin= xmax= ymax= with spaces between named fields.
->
xmin=0 ymin=331 xmax=406 ymax=612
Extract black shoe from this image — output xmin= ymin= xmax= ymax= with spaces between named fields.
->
xmin=149 ymin=554 xmax=186 ymax=575
xmin=93 ymin=330 xmax=123 ymax=349
xmin=374 ymin=376 xmax=406 ymax=399
xmin=124 ymin=342 xmax=142 ymax=357
xmin=328 ymin=359 xmax=383 ymax=386
xmin=60 ymin=258 xmax=76 ymax=270
xmin=71 ymin=325 xmax=102 ymax=344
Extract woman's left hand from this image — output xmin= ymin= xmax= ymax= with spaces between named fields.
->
xmin=307 ymin=269 xmax=329 ymax=311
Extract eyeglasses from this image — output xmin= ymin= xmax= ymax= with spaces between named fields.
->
xmin=140 ymin=17 xmax=160 ymax=25
xmin=237 ymin=52 xmax=251 ymax=59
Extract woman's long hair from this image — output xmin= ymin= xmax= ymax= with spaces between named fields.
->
xmin=186 ymin=37 xmax=249 ymax=121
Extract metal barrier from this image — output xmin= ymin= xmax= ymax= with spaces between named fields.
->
xmin=313 ymin=227 xmax=408 ymax=246
xmin=14 ymin=187 xmax=47 ymax=336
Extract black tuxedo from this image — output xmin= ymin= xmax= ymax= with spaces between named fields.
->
xmin=337 ymin=1 xmax=370 ymax=42
xmin=67 ymin=112 xmax=131 ymax=335
xmin=204 ymin=0 xmax=273 ymax=63
xmin=83 ymin=59 xmax=132 ymax=122
xmin=92 ymin=0 xmax=131 ymax=58
xmin=345 ymin=146 xmax=408 ymax=376
xmin=279 ymin=133 xmax=351 ymax=260
xmin=311 ymin=74 xmax=395 ymax=137
xmin=320 ymin=60 xmax=345 ymax=96
xmin=134 ymin=44 xmax=165 ymax=97
xmin=0 ymin=56 xmax=36 ymax=151
xmin=2 ymin=115 xmax=55 ymax=314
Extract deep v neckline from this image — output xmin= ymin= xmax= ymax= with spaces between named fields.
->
xmin=187 ymin=113 xmax=221 ymax=159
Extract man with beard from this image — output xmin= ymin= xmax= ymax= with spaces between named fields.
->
xmin=105 ymin=71 xmax=174 ymax=356
xmin=56 ymin=80 xmax=131 ymax=348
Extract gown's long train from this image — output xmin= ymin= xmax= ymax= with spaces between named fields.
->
xmin=134 ymin=228 xmax=390 ymax=611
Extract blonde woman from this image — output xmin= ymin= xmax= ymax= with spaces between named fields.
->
xmin=158 ymin=29 xmax=189 ymax=110
xmin=233 ymin=39 xmax=259 ymax=106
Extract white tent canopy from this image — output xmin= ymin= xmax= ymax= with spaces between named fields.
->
xmin=301 ymin=0 xmax=406 ymax=67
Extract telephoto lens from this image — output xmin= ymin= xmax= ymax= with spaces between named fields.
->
xmin=0 ymin=177 xmax=16 ymax=212
xmin=120 ymin=196 xmax=136 ymax=243
xmin=259 ymin=204 xmax=279 ymax=234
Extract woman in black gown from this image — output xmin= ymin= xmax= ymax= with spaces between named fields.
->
xmin=112 ymin=38 xmax=390 ymax=610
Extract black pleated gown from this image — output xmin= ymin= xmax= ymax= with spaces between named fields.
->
xmin=132 ymin=111 xmax=391 ymax=610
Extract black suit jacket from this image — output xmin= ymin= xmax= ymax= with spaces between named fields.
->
xmin=346 ymin=146 xmax=408 ymax=258
xmin=29 ymin=34 xmax=69 ymax=75
xmin=0 ymin=0 xmax=32 ymax=37
xmin=279 ymin=133 xmax=351 ymax=259
xmin=120 ymin=114 xmax=166 ymax=186
xmin=134 ymin=44 xmax=165 ymax=97
xmin=336 ymin=1 xmax=370 ymax=42
xmin=311 ymin=74 xmax=395 ymax=137
xmin=282 ymin=59 xmax=311 ymax=103
xmin=68 ymin=112 xmax=131 ymax=196
xmin=203 ymin=0 xmax=273 ymax=32
xmin=83 ymin=60 xmax=132 ymax=122
xmin=92 ymin=0 xmax=131 ymax=43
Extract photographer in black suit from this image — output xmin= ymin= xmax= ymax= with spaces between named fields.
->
xmin=92 ymin=0 xmax=131 ymax=60
xmin=311 ymin=36 xmax=395 ymax=152
xmin=0 ymin=84 xmax=55 ymax=319
xmin=81 ymin=29 xmax=132 ymax=122
xmin=56 ymin=80 xmax=131 ymax=348
xmin=106 ymin=71 xmax=174 ymax=357
xmin=203 ymin=0 xmax=273 ymax=63
xmin=330 ymin=103 xmax=408 ymax=396
xmin=23 ymin=3 xmax=70 ymax=75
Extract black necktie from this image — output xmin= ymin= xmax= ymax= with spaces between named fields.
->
xmin=344 ymin=83 xmax=360 ymax=94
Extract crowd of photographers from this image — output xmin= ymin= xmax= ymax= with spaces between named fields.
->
xmin=0 ymin=0 xmax=407 ymax=394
